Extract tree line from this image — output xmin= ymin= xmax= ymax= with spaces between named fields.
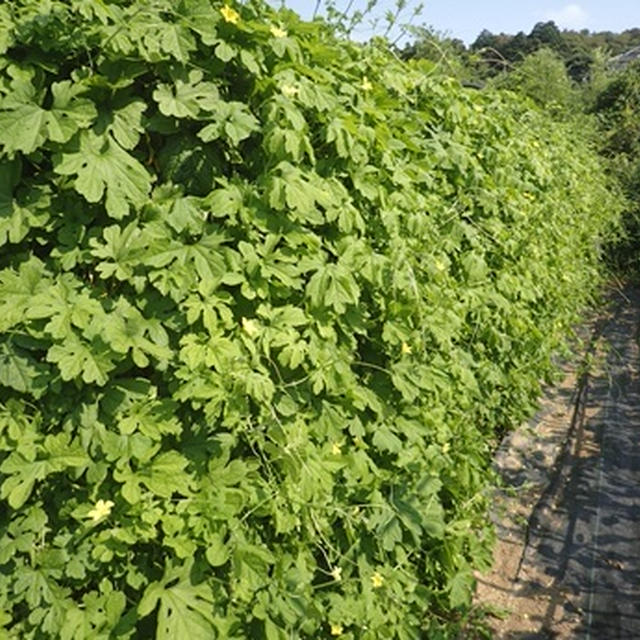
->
xmin=402 ymin=21 xmax=640 ymax=81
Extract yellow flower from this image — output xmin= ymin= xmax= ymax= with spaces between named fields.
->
xmin=220 ymin=5 xmax=240 ymax=24
xmin=87 ymin=499 xmax=114 ymax=522
xmin=242 ymin=317 xmax=260 ymax=337
xmin=361 ymin=76 xmax=373 ymax=91
xmin=281 ymin=84 xmax=298 ymax=98
xmin=330 ymin=566 xmax=343 ymax=581
xmin=270 ymin=25 xmax=287 ymax=38
xmin=330 ymin=623 xmax=344 ymax=636
xmin=442 ymin=442 xmax=450 ymax=454
xmin=331 ymin=442 xmax=342 ymax=455
xmin=371 ymin=571 xmax=384 ymax=588
xmin=401 ymin=342 xmax=412 ymax=355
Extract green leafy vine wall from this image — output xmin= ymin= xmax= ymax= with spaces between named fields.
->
xmin=0 ymin=1 xmax=623 ymax=637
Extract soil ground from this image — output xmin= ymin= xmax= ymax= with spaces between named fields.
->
xmin=474 ymin=284 xmax=640 ymax=639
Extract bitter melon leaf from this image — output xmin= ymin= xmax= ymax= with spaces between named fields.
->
xmin=0 ymin=5 xmax=13 ymax=54
xmin=0 ymin=258 xmax=47 ymax=331
xmin=54 ymin=130 xmax=152 ymax=218
xmin=58 ymin=607 xmax=91 ymax=640
xmin=214 ymin=41 xmax=235 ymax=63
xmin=0 ymin=198 xmax=49 ymax=246
xmin=1 ymin=436 xmax=88 ymax=508
xmin=140 ymin=451 xmax=192 ymax=497
xmin=177 ymin=0 xmax=220 ymax=46
xmin=0 ymin=158 xmax=50 ymax=245
xmin=143 ymin=231 xmax=228 ymax=284
xmin=447 ymin=568 xmax=474 ymax=608
xmin=102 ymin=2 xmax=194 ymax=62
xmin=89 ymin=222 xmax=147 ymax=281
xmin=0 ymin=80 xmax=96 ymax=154
xmin=27 ymin=279 xmax=105 ymax=340
xmin=167 ymin=195 xmax=203 ymax=233
xmin=153 ymin=70 xmax=220 ymax=119
xmin=203 ymin=185 xmax=242 ymax=219
xmin=0 ymin=456 xmax=49 ymax=509
xmin=139 ymin=562 xmax=216 ymax=640
xmin=197 ymin=100 xmax=259 ymax=146
xmin=0 ymin=101 xmax=47 ymax=154
xmin=158 ymin=22 xmax=197 ymax=63
xmin=100 ymin=298 xmax=172 ymax=367
xmin=46 ymin=335 xmax=115 ymax=386
xmin=118 ymin=398 xmax=181 ymax=439
xmin=0 ymin=339 xmax=48 ymax=394
xmin=43 ymin=433 xmax=90 ymax=470
xmin=100 ymin=97 xmax=147 ymax=150
xmin=47 ymin=81 xmax=97 ymax=143
xmin=136 ymin=18 xmax=196 ymax=63
xmin=306 ymin=263 xmax=360 ymax=313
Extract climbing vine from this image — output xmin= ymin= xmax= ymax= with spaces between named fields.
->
xmin=0 ymin=1 xmax=623 ymax=637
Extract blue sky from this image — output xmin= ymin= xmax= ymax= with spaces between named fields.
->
xmin=268 ymin=1 xmax=640 ymax=45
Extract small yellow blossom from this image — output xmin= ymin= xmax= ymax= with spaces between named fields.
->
xmin=281 ymin=84 xmax=298 ymax=98
xmin=401 ymin=342 xmax=412 ymax=355
xmin=361 ymin=76 xmax=373 ymax=91
xmin=434 ymin=259 xmax=445 ymax=271
xmin=242 ymin=317 xmax=260 ymax=337
xmin=87 ymin=499 xmax=114 ymax=522
xmin=330 ymin=566 xmax=343 ymax=581
xmin=442 ymin=442 xmax=450 ymax=454
xmin=270 ymin=25 xmax=287 ymax=38
xmin=331 ymin=442 xmax=342 ymax=455
xmin=330 ymin=623 xmax=344 ymax=636
xmin=371 ymin=571 xmax=384 ymax=588
xmin=220 ymin=5 xmax=240 ymax=24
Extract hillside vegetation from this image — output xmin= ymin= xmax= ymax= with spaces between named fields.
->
xmin=0 ymin=1 xmax=625 ymax=638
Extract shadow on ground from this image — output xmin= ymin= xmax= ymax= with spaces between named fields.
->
xmin=476 ymin=286 xmax=640 ymax=639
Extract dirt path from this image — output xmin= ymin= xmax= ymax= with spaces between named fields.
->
xmin=475 ymin=286 xmax=640 ymax=639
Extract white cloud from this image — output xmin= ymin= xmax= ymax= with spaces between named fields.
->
xmin=543 ymin=4 xmax=590 ymax=29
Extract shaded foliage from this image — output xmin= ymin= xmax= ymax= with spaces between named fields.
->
xmin=490 ymin=48 xmax=578 ymax=116
xmin=593 ymin=62 xmax=640 ymax=271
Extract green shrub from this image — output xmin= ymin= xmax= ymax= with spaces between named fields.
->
xmin=490 ymin=48 xmax=579 ymax=116
xmin=0 ymin=1 xmax=623 ymax=638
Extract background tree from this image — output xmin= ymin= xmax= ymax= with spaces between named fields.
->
xmin=400 ymin=25 xmax=479 ymax=82
xmin=470 ymin=24 xmax=640 ymax=82
xmin=490 ymin=48 xmax=579 ymax=116
xmin=529 ymin=21 xmax=563 ymax=50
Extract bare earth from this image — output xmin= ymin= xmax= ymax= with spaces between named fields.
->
xmin=475 ymin=285 xmax=640 ymax=639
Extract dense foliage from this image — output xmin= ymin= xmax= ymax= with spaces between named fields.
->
xmin=489 ymin=48 xmax=578 ymax=115
xmin=0 ymin=0 xmax=623 ymax=638
xmin=593 ymin=61 xmax=640 ymax=271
